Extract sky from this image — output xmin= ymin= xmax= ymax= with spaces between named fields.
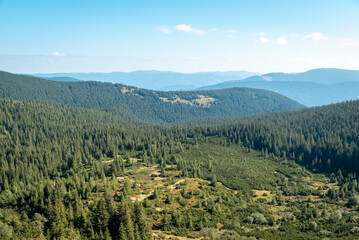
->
xmin=0 ymin=0 xmax=359 ymax=74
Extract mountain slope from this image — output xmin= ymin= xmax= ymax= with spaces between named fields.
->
xmin=198 ymin=68 xmax=359 ymax=106
xmin=33 ymin=70 xmax=259 ymax=91
xmin=0 ymin=71 xmax=303 ymax=123
xmin=242 ymin=68 xmax=359 ymax=84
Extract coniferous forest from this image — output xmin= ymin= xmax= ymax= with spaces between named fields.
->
xmin=1 ymin=0 xmax=358 ymax=239
xmin=0 ymin=70 xmax=359 ymax=239
xmin=0 ymin=71 xmax=303 ymax=124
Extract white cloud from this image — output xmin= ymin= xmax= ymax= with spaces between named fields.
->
xmin=303 ymin=32 xmax=328 ymax=41
xmin=260 ymin=37 xmax=272 ymax=43
xmin=49 ymin=51 xmax=66 ymax=57
xmin=340 ymin=38 xmax=357 ymax=46
xmin=155 ymin=25 xmax=237 ymax=38
xmin=175 ymin=24 xmax=206 ymax=36
xmin=154 ymin=25 xmax=172 ymax=34
xmin=175 ymin=24 xmax=192 ymax=32
xmin=258 ymin=36 xmax=288 ymax=45
xmin=276 ymin=37 xmax=288 ymax=45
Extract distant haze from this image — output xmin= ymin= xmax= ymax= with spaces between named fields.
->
xmin=34 ymin=70 xmax=259 ymax=91
xmin=198 ymin=68 xmax=359 ymax=107
xmin=33 ymin=68 xmax=359 ymax=107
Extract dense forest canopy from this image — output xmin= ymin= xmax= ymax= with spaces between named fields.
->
xmin=0 ymin=71 xmax=303 ymax=123
xmin=0 ymin=95 xmax=358 ymax=239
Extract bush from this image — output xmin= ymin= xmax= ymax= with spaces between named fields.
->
xmin=282 ymin=212 xmax=296 ymax=222
xmin=346 ymin=195 xmax=359 ymax=208
xmin=351 ymin=227 xmax=359 ymax=234
xmin=245 ymin=216 xmax=254 ymax=224
xmin=309 ymin=221 xmax=317 ymax=231
xmin=268 ymin=216 xmax=276 ymax=226
xmin=218 ymin=230 xmax=240 ymax=239
xmin=0 ymin=221 xmax=13 ymax=239
xmin=329 ymin=210 xmax=342 ymax=223
xmin=250 ymin=213 xmax=267 ymax=225
xmin=350 ymin=215 xmax=359 ymax=223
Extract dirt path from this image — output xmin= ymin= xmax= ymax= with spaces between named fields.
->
xmin=169 ymin=179 xmax=186 ymax=190
xmin=152 ymin=230 xmax=203 ymax=240
xmin=130 ymin=191 xmax=153 ymax=202
xmin=131 ymin=179 xmax=185 ymax=202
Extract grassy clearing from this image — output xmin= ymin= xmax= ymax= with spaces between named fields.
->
xmin=121 ymin=86 xmax=135 ymax=93
xmin=159 ymin=94 xmax=217 ymax=107
xmin=252 ymin=190 xmax=274 ymax=202
xmin=194 ymin=95 xmax=217 ymax=107
xmin=95 ymin=140 xmax=357 ymax=239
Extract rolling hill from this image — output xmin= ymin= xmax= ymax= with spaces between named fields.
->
xmin=242 ymin=68 xmax=359 ymax=84
xmin=0 ymin=70 xmax=303 ymax=123
xmin=198 ymin=68 xmax=359 ymax=106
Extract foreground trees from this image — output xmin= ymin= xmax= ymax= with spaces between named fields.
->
xmin=0 ymin=98 xmax=359 ymax=239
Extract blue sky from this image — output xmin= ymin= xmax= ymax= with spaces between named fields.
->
xmin=0 ymin=0 xmax=358 ymax=73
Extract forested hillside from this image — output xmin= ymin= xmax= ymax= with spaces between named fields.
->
xmin=0 ymin=71 xmax=303 ymax=123
xmin=1 ymin=97 xmax=359 ymax=239
xmin=0 ymin=98 xmax=176 ymax=239
xmin=211 ymin=101 xmax=359 ymax=173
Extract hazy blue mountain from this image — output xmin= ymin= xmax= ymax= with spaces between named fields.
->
xmin=241 ymin=68 xmax=359 ymax=84
xmin=33 ymin=70 xmax=259 ymax=91
xmin=198 ymin=68 xmax=359 ymax=106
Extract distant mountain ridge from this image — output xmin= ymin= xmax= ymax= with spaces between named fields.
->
xmin=0 ymin=71 xmax=303 ymax=124
xmin=243 ymin=68 xmax=359 ymax=84
xmin=33 ymin=70 xmax=259 ymax=91
xmin=198 ymin=68 xmax=359 ymax=106
xmin=47 ymin=76 xmax=83 ymax=82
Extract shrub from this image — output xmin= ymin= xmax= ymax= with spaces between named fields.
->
xmin=346 ymin=195 xmax=359 ymax=208
xmin=250 ymin=213 xmax=267 ymax=225
xmin=329 ymin=210 xmax=342 ymax=223
xmin=351 ymin=227 xmax=359 ymax=234
xmin=309 ymin=221 xmax=317 ymax=231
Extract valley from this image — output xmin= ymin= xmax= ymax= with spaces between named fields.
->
xmin=0 ymin=96 xmax=358 ymax=239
